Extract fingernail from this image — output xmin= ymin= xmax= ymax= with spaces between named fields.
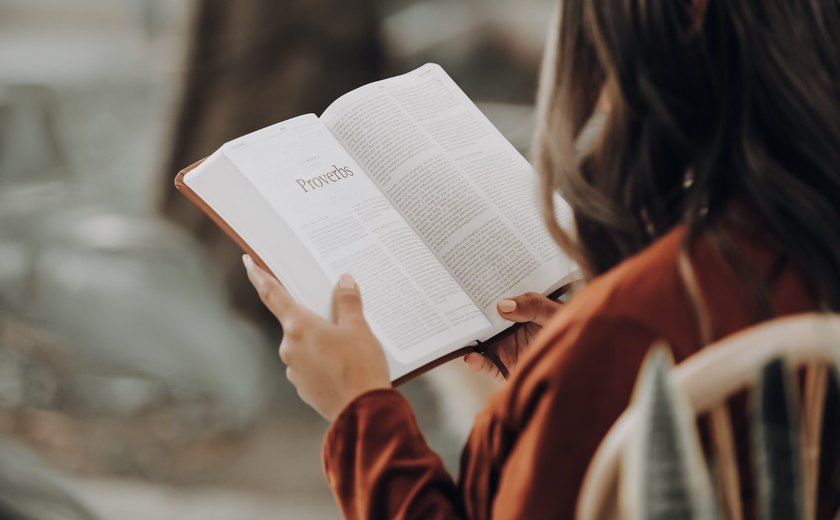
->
xmin=498 ymin=299 xmax=517 ymax=313
xmin=242 ymin=254 xmax=254 ymax=271
xmin=338 ymin=273 xmax=355 ymax=289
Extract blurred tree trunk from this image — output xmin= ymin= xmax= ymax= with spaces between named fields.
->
xmin=159 ymin=0 xmax=384 ymax=318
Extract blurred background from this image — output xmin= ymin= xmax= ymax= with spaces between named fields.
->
xmin=0 ymin=0 xmax=554 ymax=518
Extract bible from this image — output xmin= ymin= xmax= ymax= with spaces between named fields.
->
xmin=174 ymin=63 xmax=579 ymax=384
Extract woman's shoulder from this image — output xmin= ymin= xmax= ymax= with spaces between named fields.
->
xmin=537 ymin=224 xmax=697 ymax=360
xmin=494 ymin=225 xmax=700 ymax=428
xmin=495 ymin=213 xmax=811 ymax=428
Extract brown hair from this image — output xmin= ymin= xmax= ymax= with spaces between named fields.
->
xmin=534 ymin=0 xmax=840 ymax=314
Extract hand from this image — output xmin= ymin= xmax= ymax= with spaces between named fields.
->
xmin=243 ymin=255 xmax=390 ymax=421
xmin=463 ymin=293 xmax=563 ymax=381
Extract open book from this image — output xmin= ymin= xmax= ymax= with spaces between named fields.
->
xmin=175 ymin=63 xmax=578 ymax=384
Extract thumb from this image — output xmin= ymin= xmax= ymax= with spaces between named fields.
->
xmin=497 ymin=292 xmax=563 ymax=326
xmin=332 ymin=273 xmax=364 ymax=325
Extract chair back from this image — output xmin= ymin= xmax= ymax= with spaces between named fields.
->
xmin=576 ymin=313 xmax=840 ymax=520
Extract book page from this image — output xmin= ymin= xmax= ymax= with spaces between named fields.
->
xmin=216 ymin=115 xmax=490 ymax=368
xmin=321 ymin=64 xmax=578 ymax=332
xmin=184 ymin=148 xmax=334 ymax=316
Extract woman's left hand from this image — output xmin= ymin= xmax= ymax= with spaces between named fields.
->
xmin=243 ymin=254 xmax=390 ymax=421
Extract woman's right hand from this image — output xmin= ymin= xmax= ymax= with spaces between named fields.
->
xmin=463 ymin=292 xmax=564 ymax=381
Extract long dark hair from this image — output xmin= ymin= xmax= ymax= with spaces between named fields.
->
xmin=534 ymin=0 xmax=840 ymax=316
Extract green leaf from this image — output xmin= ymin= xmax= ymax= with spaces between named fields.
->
xmin=622 ymin=344 xmax=716 ymax=520
xmin=752 ymin=357 xmax=805 ymax=520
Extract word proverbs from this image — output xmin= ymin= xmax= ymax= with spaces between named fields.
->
xmin=295 ymin=165 xmax=355 ymax=193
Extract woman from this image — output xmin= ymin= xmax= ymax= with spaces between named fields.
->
xmin=244 ymin=0 xmax=840 ymax=517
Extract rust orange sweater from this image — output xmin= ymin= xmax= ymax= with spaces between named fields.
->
xmin=323 ymin=223 xmax=840 ymax=519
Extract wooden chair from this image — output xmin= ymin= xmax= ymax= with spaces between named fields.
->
xmin=576 ymin=313 xmax=840 ymax=520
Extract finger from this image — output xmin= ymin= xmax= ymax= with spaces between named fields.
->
xmin=277 ymin=311 xmax=312 ymax=365
xmin=285 ymin=365 xmax=297 ymax=386
xmin=278 ymin=339 xmax=291 ymax=365
xmin=332 ymin=273 xmax=364 ymax=325
xmin=243 ymin=254 xmax=297 ymax=322
xmin=463 ymin=353 xmax=503 ymax=381
xmin=497 ymin=292 xmax=564 ymax=326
